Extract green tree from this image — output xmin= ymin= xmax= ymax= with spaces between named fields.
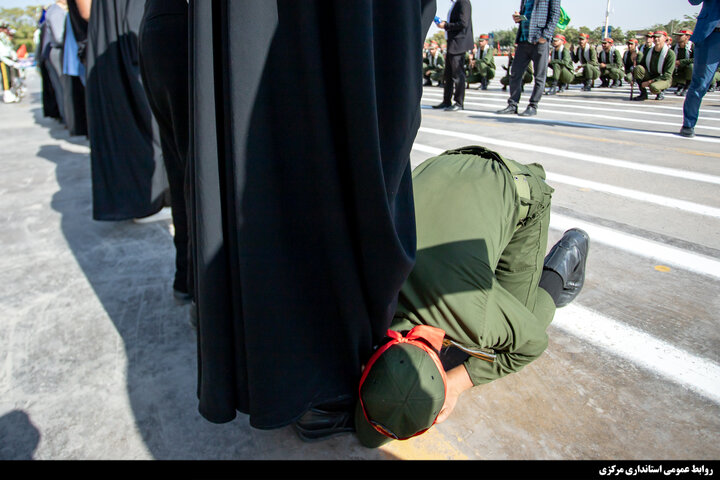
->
xmin=0 ymin=6 xmax=43 ymax=52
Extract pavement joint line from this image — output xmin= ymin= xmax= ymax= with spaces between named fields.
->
xmin=411 ymin=144 xmax=720 ymax=219
xmin=552 ymin=304 xmax=720 ymax=406
xmin=444 ymin=86 xmax=720 ymax=115
xmin=423 ymin=92 xmax=720 ymax=132
xmin=417 ymin=126 xmax=720 ymax=184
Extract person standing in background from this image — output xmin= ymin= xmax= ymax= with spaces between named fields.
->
xmin=138 ymin=0 xmax=194 ymax=309
xmin=496 ymin=0 xmax=562 ymax=117
xmin=680 ymin=0 xmax=720 ymax=137
xmin=432 ymin=0 xmax=473 ymax=111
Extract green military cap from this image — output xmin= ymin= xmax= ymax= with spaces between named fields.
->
xmin=355 ymin=325 xmax=447 ymax=448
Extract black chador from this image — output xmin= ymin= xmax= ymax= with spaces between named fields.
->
xmin=85 ymin=0 xmax=167 ymax=221
xmin=189 ymin=0 xmax=435 ymax=429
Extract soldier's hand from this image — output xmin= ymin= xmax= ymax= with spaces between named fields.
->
xmin=435 ymin=365 xmax=473 ymax=424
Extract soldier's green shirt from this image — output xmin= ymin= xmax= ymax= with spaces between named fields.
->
xmin=572 ymin=44 xmax=599 ymax=66
xmin=642 ymin=45 xmax=676 ymax=81
xmin=598 ymin=48 xmax=622 ymax=69
xmin=550 ymin=45 xmax=573 ymax=71
xmin=673 ymin=43 xmax=694 ymax=68
xmin=623 ymin=50 xmax=643 ymax=73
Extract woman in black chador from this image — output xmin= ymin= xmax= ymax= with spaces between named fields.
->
xmin=85 ymin=0 xmax=167 ymax=221
xmin=189 ymin=0 xmax=436 ymax=436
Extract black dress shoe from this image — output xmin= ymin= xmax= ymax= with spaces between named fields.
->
xmin=679 ymin=126 xmax=695 ymax=138
xmin=293 ymin=395 xmax=355 ymax=442
xmin=543 ymin=228 xmax=590 ymax=308
xmin=655 ymin=92 xmax=665 ymax=100
xmin=432 ymin=102 xmax=451 ymax=109
xmin=518 ymin=105 xmax=537 ymax=117
xmin=632 ymin=90 xmax=648 ymax=101
xmin=495 ymin=104 xmax=518 ymax=114
xmin=444 ymin=103 xmax=462 ymax=111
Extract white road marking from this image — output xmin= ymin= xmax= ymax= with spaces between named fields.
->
xmin=451 ymin=86 xmax=720 ymax=116
xmin=417 ymin=126 xmax=720 ymax=184
xmin=411 ymin=143 xmax=720 ymax=219
xmin=423 ymin=91 xmax=720 ymax=132
xmin=550 ymin=213 xmax=720 ymax=280
xmin=552 ymin=304 xmax=720 ymax=405
xmin=456 ymin=89 xmax=720 ymax=122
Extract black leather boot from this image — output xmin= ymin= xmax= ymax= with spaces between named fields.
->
xmin=293 ymin=394 xmax=356 ymax=442
xmin=542 ymin=228 xmax=590 ymax=308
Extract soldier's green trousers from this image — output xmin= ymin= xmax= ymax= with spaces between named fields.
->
xmin=547 ymin=64 xmax=574 ymax=86
xmin=467 ymin=63 xmax=495 ymax=85
xmin=392 ymin=146 xmax=556 ymax=386
xmin=572 ymin=64 xmax=600 ymax=83
xmin=423 ymin=66 xmax=444 ymax=83
xmin=600 ymin=66 xmax=623 ymax=81
xmin=672 ymin=64 xmax=694 ymax=87
xmin=633 ymin=65 xmax=671 ymax=93
xmin=501 ymin=67 xmax=532 ymax=86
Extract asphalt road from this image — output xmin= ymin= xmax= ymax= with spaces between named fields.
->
xmin=1 ymin=63 xmax=718 ymax=464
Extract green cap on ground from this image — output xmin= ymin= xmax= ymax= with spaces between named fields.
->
xmin=355 ymin=343 xmax=445 ymax=448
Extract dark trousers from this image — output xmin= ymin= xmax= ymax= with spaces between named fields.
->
xmin=138 ymin=5 xmax=193 ymax=297
xmin=508 ymin=41 xmax=550 ymax=107
xmin=443 ymin=52 xmax=466 ymax=106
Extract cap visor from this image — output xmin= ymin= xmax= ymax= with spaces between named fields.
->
xmin=354 ymin=401 xmax=393 ymax=449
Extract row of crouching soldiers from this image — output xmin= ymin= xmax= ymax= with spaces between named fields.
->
xmin=423 ymin=30 xmax=720 ymax=102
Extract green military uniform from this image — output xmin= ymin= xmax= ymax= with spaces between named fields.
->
xmin=423 ymin=48 xmax=445 ymax=86
xmin=466 ymin=44 xmax=496 ymax=89
xmin=622 ymin=48 xmax=643 ymax=84
xmin=390 ymin=146 xmax=556 ymax=386
xmin=633 ymin=45 xmax=676 ymax=96
xmin=598 ymin=46 xmax=623 ymax=86
xmin=571 ymin=43 xmax=600 ymax=90
xmin=501 ymin=53 xmax=533 ymax=90
xmin=547 ymin=44 xmax=574 ymax=90
xmin=671 ymin=42 xmax=694 ymax=93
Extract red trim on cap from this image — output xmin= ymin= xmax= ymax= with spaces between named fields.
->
xmin=358 ymin=325 xmax=448 ymax=441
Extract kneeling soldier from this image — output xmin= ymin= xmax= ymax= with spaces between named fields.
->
xmin=292 ymin=146 xmax=590 ymax=445
xmin=571 ymin=33 xmax=600 ymax=91
xmin=546 ymin=34 xmax=573 ymax=94
xmin=598 ymin=38 xmax=623 ymax=87
xmin=467 ymin=34 xmax=496 ymax=90
xmin=423 ymin=41 xmax=445 ymax=87
xmin=632 ymin=30 xmax=676 ymax=101
xmin=671 ymin=30 xmax=694 ymax=96
xmin=623 ymin=38 xmax=643 ymax=85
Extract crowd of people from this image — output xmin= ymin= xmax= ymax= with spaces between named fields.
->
xmin=12 ymin=0 xmax=717 ymax=451
xmin=0 ymin=21 xmax=31 ymax=103
xmin=423 ymin=29 xmax=720 ymax=101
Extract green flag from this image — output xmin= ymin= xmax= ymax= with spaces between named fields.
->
xmin=557 ymin=7 xmax=570 ymax=31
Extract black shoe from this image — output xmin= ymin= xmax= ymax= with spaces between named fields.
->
xmin=293 ymin=395 xmax=355 ymax=442
xmin=423 ymin=78 xmax=432 ymax=86
xmin=679 ymin=126 xmax=695 ymax=138
xmin=678 ymin=86 xmax=687 ymax=97
xmin=445 ymin=103 xmax=462 ymax=111
xmin=173 ymin=288 xmax=193 ymax=305
xmin=502 ymin=85 xmax=507 ymax=91
xmin=543 ymin=228 xmax=590 ymax=308
xmin=558 ymin=84 xmax=566 ymax=93
xmin=432 ymin=102 xmax=451 ymax=109
xmin=519 ymin=105 xmax=537 ymax=116
xmin=495 ymin=104 xmax=518 ymax=114
xmin=632 ymin=89 xmax=648 ymax=101
xmin=655 ymin=92 xmax=665 ymax=100
xmin=547 ymin=85 xmax=558 ymax=95
xmin=582 ymin=81 xmax=592 ymax=91
xmin=600 ymin=79 xmax=609 ymax=88
xmin=611 ymin=80 xmax=620 ymax=88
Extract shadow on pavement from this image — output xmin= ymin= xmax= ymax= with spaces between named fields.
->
xmin=0 ymin=410 xmax=41 ymax=460
xmin=33 ymin=120 xmax=391 ymax=461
